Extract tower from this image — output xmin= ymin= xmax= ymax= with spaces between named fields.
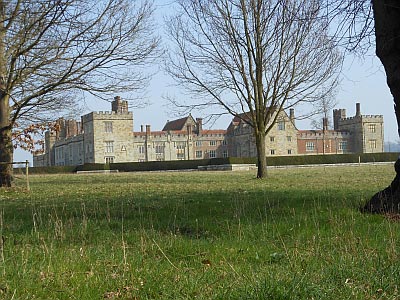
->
xmin=333 ymin=109 xmax=346 ymax=130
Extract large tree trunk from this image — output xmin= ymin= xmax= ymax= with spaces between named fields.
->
xmin=255 ymin=131 xmax=267 ymax=178
xmin=363 ymin=0 xmax=400 ymax=212
xmin=0 ymin=1 xmax=13 ymax=187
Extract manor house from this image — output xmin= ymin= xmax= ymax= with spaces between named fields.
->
xmin=33 ymin=97 xmax=384 ymax=167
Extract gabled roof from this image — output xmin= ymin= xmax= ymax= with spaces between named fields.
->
xmin=162 ymin=115 xmax=196 ymax=131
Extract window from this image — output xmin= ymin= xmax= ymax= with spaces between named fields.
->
xmin=210 ymin=140 xmax=217 ymax=146
xmin=287 ymin=149 xmax=292 ymax=155
xmin=196 ymin=150 xmax=203 ymax=158
xmin=223 ymin=150 xmax=228 ymax=158
xmin=369 ymin=139 xmax=377 ymax=149
xmin=368 ymin=124 xmax=376 ymax=133
xmin=155 ymin=144 xmax=165 ymax=154
xmin=195 ymin=141 xmax=202 ymax=147
xmin=306 ymin=142 xmax=315 ymax=152
xmin=105 ymin=156 xmax=114 ymax=164
xmin=278 ymin=121 xmax=285 ymax=131
xmin=105 ymin=141 xmax=114 ymax=153
xmin=270 ymin=136 xmax=275 ymax=142
xmin=176 ymin=142 xmax=185 ymax=159
xmin=104 ymin=121 xmax=113 ymax=133
xmin=339 ymin=141 xmax=347 ymax=151
xmin=209 ymin=150 xmax=216 ymax=158
xmin=287 ymin=136 xmax=292 ymax=142
xmin=138 ymin=145 xmax=145 ymax=154
xmin=270 ymin=149 xmax=275 ymax=155
xmin=222 ymin=140 xmax=227 ymax=146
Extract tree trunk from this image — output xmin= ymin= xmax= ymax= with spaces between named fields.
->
xmin=363 ymin=0 xmax=400 ymax=212
xmin=0 ymin=128 xmax=13 ymax=187
xmin=0 ymin=1 xmax=13 ymax=187
xmin=0 ymin=96 xmax=13 ymax=187
xmin=255 ymin=131 xmax=267 ymax=178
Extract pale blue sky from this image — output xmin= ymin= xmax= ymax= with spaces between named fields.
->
xmin=13 ymin=1 xmax=397 ymax=163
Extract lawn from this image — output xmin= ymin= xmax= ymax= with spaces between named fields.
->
xmin=0 ymin=164 xmax=398 ymax=299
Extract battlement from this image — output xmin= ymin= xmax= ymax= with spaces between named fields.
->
xmin=94 ymin=111 xmax=133 ymax=116
xmin=82 ymin=111 xmax=133 ymax=122
xmin=339 ymin=114 xmax=383 ymax=123
xmin=362 ymin=114 xmax=383 ymax=119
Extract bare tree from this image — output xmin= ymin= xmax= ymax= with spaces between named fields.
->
xmin=166 ymin=0 xmax=342 ymax=178
xmin=0 ymin=0 xmax=159 ymax=187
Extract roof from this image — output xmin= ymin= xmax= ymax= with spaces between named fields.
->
xmin=162 ymin=116 xmax=190 ymax=131
xmin=200 ymin=129 xmax=227 ymax=135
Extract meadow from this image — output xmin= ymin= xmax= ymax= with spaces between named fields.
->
xmin=0 ymin=164 xmax=399 ymax=299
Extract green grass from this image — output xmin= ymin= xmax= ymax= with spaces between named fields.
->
xmin=0 ymin=165 xmax=398 ymax=299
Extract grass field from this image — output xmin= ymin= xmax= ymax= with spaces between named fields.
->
xmin=0 ymin=164 xmax=399 ymax=299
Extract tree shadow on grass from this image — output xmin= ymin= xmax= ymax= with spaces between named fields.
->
xmin=0 ymin=185 xmax=363 ymax=244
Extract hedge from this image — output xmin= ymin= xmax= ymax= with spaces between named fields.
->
xmin=14 ymin=165 xmax=77 ymax=175
xmin=27 ymin=152 xmax=399 ymax=174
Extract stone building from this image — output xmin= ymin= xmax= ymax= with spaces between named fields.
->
xmin=33 ymin=98 xmax=384 ymax=167
xmin=132 ymin=115 xmax=228 ymax=162
xmin=297 ymin=103 xmax=384 ymax=154
xmin=227 ymin=109 xmax=298 ymax=157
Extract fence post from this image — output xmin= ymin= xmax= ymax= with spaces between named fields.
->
xmin=25 ymin=160 xmax=30 ymax=191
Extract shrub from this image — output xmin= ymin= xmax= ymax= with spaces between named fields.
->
xmin=28 ymin=152 xmax=399 ymax=174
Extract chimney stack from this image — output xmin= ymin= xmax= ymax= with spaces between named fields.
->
xmin=289 ymin=109 xmax=295 ymax=124
xmin=196 ymin=118 xmax=203 ymax=133
xmin=322 ymin=117 xmax=328 ymax=131
xmin=145 ymin=124 xmax=151 ymax=134
xmin=356 ymin=102 xmax=361 ymax=117
xmin=111 ymin=96 xmax=128 ymax=113
xmin=141 ymin=125 xmax=144 ymax=132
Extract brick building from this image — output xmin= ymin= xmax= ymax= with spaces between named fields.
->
xmin=33 ymin=97 xmax=384 ymax=167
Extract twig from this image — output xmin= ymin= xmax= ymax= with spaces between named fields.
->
xmin=152 ymin=239 xmax=179 ymax=270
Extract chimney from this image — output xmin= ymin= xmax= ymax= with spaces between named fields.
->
xmin=111 ymin=96 xmax=121 ymax=112
xmin=145 ymin=124 xmax=151 ymax=135
xmin=322 ymin=117 xmax=328 ymax=131
xmin=141 ymin=125 xmax=144 ymax=132
xmin=289 ymin=109 xmax=295 ymax=124
xmin=356 ymin=102 xmax=361 ymax=117
xmin=196 ymin=118 xmax=203 ymax=133
xmin=111 ymin=96 xmax=128 ymax=113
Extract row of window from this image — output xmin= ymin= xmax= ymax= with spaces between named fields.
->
xmin=195 ymin=150 xmax=228 ymax=158
xmin=102 ymin=121 xmax=378 ymax=137
xmin=270 ymin=136 xmax=292 ymax=142
xmin=270 ymin=149 xmax=293 ymax=155
xmin=196 ymin=140 xmax=227 ymax=146
xmin=305 ymin=141 xmax=348 ymax=152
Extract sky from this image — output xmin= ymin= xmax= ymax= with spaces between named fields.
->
xmin=13 ymin=1 xmax=398 ymax=164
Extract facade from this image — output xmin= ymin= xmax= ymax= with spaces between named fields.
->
xmin=297 ymin=102 xmax=384 ymax=155
xmin=227 ymin=109 xmax=298 ymax=157
xmin=33 ymin=97 xmax=384 ymax=167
